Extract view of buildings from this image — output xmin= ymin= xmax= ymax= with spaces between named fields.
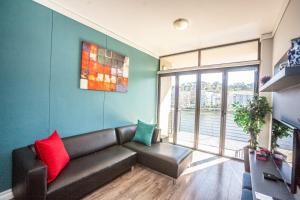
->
xmin=176 ymin=81 xmax=254 ymax=110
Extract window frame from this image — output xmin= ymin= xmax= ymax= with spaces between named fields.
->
xmin=159 ymin=39 xmax=260 ymax=72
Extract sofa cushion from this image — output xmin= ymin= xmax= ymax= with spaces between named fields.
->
xmin=132 ymin=120 xmax=156 ymax=146
xmin=116 ymin=124 xmax=160 ymax=145
xmin=47 ymin=145 xmax=136 ymax=200
xmin=34 ymin=131 xmax=70 ymax=183
xmin=123 ymin=142 xmax=192 ymax=178
xmin=63 ymin=128 xmax=117 ymax=159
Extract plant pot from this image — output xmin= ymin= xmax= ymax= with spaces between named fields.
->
xmin=243 ymin=145 xmax=251 ymax=172
xmin=249 ymin=148 xmax=255 ymax=153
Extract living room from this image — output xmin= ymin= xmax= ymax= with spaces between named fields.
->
xmin=1 ymin=0 xmax=300 ymax=200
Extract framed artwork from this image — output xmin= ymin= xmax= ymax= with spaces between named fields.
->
xmin=80 ymin=41 xmax=129 ymax=92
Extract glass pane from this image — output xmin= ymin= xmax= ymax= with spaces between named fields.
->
xmin=224 ymin=70 xmax=255 ymax=159
xmin=198 ymin=73 xmax=222 ymax=154
xmin=177 ymin=74 xmax=197 ymax=148
xmin=160 ymin=51 xmax=198 ymax=70
xmin=277 ymin=130 xmax=293 ymax=166
xmin=201 ymin=41 xmax=258 ymax=66
xmin=159 ymin=76 xmax=176 ymax=143
xmin=276 ymin=127 xmax=293 ymax=184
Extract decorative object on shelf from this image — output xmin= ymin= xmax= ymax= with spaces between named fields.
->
xmin=80 ymin=41 xmax=129 ymax=92
xmin=288 ymin=37 xmax=300 ymax=67
xmin=271 ymin=119 xmax=292 ymax=151
xmin=279 ymin=59 xmax=289 ymax=71
xmin=256 ymin=147 xmax=271 ymax=161
xmin=260 ymin=75 xmax=271 ymax=85
xmin=274 ymin=51 xmax=289 ymax=74
xmin=259 ymin=66 xmax=300 ymax=92
xmin=232 ymin=95 xmax=272 ymax=150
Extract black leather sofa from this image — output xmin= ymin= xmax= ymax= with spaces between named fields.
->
xmin=12 ymin=125 xmax=192 ymax=200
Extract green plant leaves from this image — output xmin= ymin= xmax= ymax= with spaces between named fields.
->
xmin=232 ymin=94 xmax=272 ymax=149
xmin=271 ymin=119 xmax=292 ymax=150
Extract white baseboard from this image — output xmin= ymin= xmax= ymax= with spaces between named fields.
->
xmin=0 ymin=189 xmax=13 ymax=200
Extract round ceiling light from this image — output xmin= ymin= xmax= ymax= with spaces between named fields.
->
xmin=173 ymin=18 xmax=189 ymax=30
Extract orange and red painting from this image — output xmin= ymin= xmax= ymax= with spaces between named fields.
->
xmin=80 ymin=41 xmax=129 ymax=92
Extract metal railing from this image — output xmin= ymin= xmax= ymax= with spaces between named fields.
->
xmin=176 ymin=109 xmax=248 ymax=142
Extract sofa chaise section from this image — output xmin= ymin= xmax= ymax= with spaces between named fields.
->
xmin=116 ymin=125 xmax=193 ymax=179
xmin=124 ymin=141 xmax=192 ymax=179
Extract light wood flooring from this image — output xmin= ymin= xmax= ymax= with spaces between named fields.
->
xmin=83 ymin=151 xmax=244 ymax=200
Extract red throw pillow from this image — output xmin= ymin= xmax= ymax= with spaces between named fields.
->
xmin=34 ymin=130 xmax=70 ymax=183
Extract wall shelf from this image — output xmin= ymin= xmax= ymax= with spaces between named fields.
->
xmin=260 ymin=66 xmax=300 ymax=92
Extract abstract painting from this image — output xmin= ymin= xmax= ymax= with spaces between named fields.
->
xmin=80 ymin=41 xmax=129 ymax=92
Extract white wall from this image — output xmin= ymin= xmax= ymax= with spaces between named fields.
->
xmin=273 ymin=0 xmax=300 ymax=66
xmin=259 ymin=0 xmax=300 ymax=149
xmin=259 ymin=37 xmax=273 ymax=148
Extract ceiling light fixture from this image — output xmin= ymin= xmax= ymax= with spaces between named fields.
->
xmin=173 ymin=18 xmax=189 ymax=30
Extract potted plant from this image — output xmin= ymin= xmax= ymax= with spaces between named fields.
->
xmin=271 ymin=119 xmax=291 ymax=151
xmin=232 ymin=95 xmax=272 ymax=171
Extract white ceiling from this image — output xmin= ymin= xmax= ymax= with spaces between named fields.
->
xmin=36 ymin=0 xmax=287 ymax=57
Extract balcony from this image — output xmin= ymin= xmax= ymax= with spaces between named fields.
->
xmin=168 ymin=109 xmax=249 ymax=159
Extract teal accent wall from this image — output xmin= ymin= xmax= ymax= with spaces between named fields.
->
xmin=0 ymin=0 xmax=158 ymax=192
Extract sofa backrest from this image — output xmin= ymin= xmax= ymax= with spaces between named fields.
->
xmin=115 ymin=124 xmax=160 ymax=145
xmin=115 ymin=125 xmax=137 ymax=145
xmin=63 ymin=128 xmax=117 ymax=160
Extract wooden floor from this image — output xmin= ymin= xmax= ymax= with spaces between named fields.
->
xmin=83 ymin=151 xmax=244 ymax=200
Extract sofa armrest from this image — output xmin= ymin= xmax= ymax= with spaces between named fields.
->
xmin=12 ymin=146 xmax=47 ymax=200
xmin=152 ymin=128 xmax=161 ymax=144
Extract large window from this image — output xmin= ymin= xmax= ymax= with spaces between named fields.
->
xmin=159 ymin=40 xmax=259 ymax=71
xmin=200 ymin=41 xmax=259 ymax=66
xmin=160 ymin=51 xmax=198 ymax=70
xmin=158 ymin=67 xmax=258 ymax=160
xmin=158 ymin=40 xmax=260 ymax=160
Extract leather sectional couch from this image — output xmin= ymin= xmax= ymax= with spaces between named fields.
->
xmin=12 ymin=125 xmax=193 ymax=200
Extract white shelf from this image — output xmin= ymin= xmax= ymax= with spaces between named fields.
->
xmin=260 ymin=66 xmax=300 ymax=92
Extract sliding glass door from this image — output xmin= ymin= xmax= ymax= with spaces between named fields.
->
xmin=177 ymin=74 xmax=197 ymax=148
xmin=223 ymin=69 xmax=256 ymax=159
xmin=198 ymin=72 xmax=223 ymax=154
xmin=158 ymin=66 xmax=257 ymax=159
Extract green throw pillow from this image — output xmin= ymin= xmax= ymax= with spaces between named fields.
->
xmin=132 ymin=120 xmax=156 ymax=146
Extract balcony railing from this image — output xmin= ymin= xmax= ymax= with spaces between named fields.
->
xmin=167 ymin=109 xmax=249 ymax=159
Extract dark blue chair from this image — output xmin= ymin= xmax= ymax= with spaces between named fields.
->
xmin=241 ymin=189 xmax=253 ymax=200
xmin=242 ymin=172 xmax=252 ymax=190
xmin=241 ymin=172 xmax=253 ymax=200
